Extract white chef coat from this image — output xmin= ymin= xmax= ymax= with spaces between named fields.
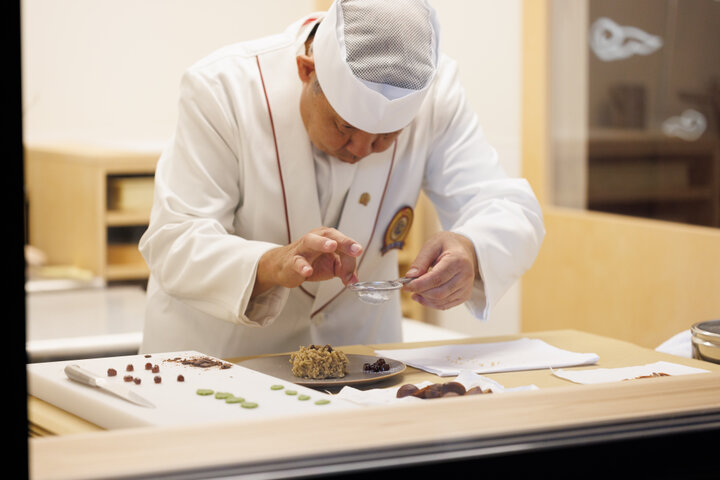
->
xmin=138 ymin=13 xmax=545 ymax=358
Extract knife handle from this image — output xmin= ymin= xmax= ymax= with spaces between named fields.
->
xmin=64 ymin=364 xmax=101 ymax=387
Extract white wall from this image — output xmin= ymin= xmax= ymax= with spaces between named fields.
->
xmin=428 ymin=1 xmax=524 ymax=336
xmin=21 ymin=0 xmax=524 ymax=336
xmin=21 ymin=0 xmax=316 ymax=147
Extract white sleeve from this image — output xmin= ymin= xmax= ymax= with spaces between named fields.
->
xmin=139 ymin=68 xmax=289 ymax=326
xmin=423 ymin=57 xmax=546 ymax=320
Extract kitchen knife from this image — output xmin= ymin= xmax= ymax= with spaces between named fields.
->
xmin=64 ymin=364 xmax=156 ymax=408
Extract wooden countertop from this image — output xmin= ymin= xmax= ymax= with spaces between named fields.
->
xmin=28 ymin=329 xmax=720 ymax=479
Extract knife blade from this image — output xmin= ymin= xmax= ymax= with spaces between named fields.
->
xmin=64 ymin=364 xmax=156 ymax=408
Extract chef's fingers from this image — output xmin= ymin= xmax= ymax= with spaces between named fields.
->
xmin=406 ymin=232 xmax=477 ymax=294
xmin=315 ymin=228 xmax=363 ymax=257
xmin=405 ymin=239 xmax=442 ymax=280
xmin=297 ymin=232 xmax=340 ymax=257
xmin=297 ymin=229 xmax=362 ymax=259
xmin=404 ymin=250 xmax=460 ymax=294
xmin=412 ymin=287 xmax=469 ymax=310
xmin=292 ymin=254 xmax=314 ymax=279
xmin=410 ymin=269 xmax=464 ymax=302
xmin=279 ymin=229 xmax=362 ymax=287
xmin=335 ymin=251 xmax=358 ymax=285
xmin=256 ymin=245 xmax=316 ymax=291
xmin=410 ymin=266 xmax=473 ymax=309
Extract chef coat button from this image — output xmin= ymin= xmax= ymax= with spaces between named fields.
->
xmin=359 ymin=192 xmax=371 ymax=206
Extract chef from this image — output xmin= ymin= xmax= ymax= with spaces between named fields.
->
xmin=138 ymin=0 xmax=545 ymax=358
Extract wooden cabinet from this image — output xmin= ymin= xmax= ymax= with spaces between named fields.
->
xmin=25 ymin=144 xmax=160 ymax=282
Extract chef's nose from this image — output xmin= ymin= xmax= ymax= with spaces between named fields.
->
xmin=345 ymin=131 xmax=378 ymax=159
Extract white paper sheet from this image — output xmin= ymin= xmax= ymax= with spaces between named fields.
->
xmin=374 ymin=338 xmax=599 ymax=376
xmin=552 ymin=361 xmax=710 ymax=385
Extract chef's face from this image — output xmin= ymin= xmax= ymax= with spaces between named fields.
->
xmin=297 ymin=55 xmax=401 ymax=164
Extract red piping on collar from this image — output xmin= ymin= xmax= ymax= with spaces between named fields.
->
xmin=256 ymin=53 xmax=397 ymax=313
xmin=256 ymin=55 xmax=314 ymax=299
xmin=301 ymin=17 xmax=318 ymax=27
xmin=256 ymin=55 xmax=291 ymax=243
xmin=310 ymin=140 xmax=398 ymax=318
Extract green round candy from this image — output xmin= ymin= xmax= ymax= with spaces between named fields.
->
xmin=285 ymin=390 xmax=298 ymax=396
xmin=270 ymin=384 xmax=284 ymax=390
xmin=225 ymin=396 xmax=245 ymax=403
xmin=241 ymin=401 xmax=259 ymax=409
xmin=314 ymin=399 xmax=330 ymax=405
xmin=298 ymin=394 xmax=311 ymax=401
xmin=214 ymin=392 xmax=232 ymax=399
xmin=196 ymin=389 xmax=214 ymax=396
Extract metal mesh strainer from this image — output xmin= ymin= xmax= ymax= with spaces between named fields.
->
xmin=347 ymin=277 xmax=412 ymax=304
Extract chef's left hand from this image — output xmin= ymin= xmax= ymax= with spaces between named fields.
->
xmin=403 ymin=231 xmax=479 ymax=310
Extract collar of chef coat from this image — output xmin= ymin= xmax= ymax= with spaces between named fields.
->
xmin=255 ymin=30 xmax=398 ymax=317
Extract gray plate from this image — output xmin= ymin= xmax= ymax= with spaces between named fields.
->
xmin=237 ymin=354 xmax=406 ymax=388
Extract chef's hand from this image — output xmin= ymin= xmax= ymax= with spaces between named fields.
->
xmin=403 ymin=232 xmax=479 ymax=310
xmin=252 ymin=227 xmax=363 ymax=297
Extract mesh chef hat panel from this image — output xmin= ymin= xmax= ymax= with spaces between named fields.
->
xmin=342 ymin=0 xmax=435 ymax=92
xmin=313 ymin=0 xmax=440 ymax=134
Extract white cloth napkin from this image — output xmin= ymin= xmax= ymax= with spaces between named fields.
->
xmin=552 ymin=361 xmax=710 ymax=385
xmin=655 ymin=329 xmax=692 ymax=358
xmin=335 ymin=370 xmax=539 ymax=407
xmin=374 ymin=338 xmax=599 ymax=377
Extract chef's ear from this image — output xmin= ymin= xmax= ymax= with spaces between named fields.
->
xmin=296 ymin=54 xmax=315 ymax=83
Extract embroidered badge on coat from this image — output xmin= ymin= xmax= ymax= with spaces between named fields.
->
xmin=382 ymin=206 xmax=413 ymax=254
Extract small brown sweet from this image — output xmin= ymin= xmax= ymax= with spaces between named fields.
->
xmin=363 ymin=358 xmax=391 ymax=373
xmin=123 ymin=375 xmax=133 ymax=382
xmin=396 ymin=384 xmax=420 ymax=398
xmin=421 ymin=384 xmax=445 ymax=399
xmin=133 ymin=377 xmax=141 ymax=385
xmin=154 ymin=376 xmax=162 ymax=384
xmin=126 ymin=364 xmax=134 ymax=372
xmin=465 ymin=386 xmax=491 ymax=395
xmin=177 ymin=375 xmax=185 ymax=382
xmin=152 ymin=365 xmax=160 ymax=373
xmin=107 ymin=368 xmax=117 ymax=377
xmin=442 ymin=382 xmax=466 ymax=396
xmin=145 ymin=362 xmax=152 ymax=370
xmin=409 ymin=385 xmax=431 ymax=399
xmin=398 ymin=382 xmax=492 ymax=400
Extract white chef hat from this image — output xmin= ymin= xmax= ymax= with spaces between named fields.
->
xmin=312 ymin=0 xmax=440 ymax=134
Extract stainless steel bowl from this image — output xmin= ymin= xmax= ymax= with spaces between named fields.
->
xmin=691 ymin=320 xmax=720 ymax=364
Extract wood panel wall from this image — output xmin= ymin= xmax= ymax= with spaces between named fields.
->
xmin=522 ymin=207 xmax=720 ymax=348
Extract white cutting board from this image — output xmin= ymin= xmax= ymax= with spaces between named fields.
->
xmin=27 ymin=351 xmax=361 ymax=429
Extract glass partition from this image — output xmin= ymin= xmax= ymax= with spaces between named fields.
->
xmin=551 ymin=0 xmax=720 ymax=227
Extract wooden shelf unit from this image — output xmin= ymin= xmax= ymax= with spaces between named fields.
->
xmin=25 ymin=144 xmax=160 ymax=282
xmin=587 ymin=128 xmax=720 ymax=227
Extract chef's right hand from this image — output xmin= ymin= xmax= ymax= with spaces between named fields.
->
xmin=252 ymin=228 xmax=363 ymax=297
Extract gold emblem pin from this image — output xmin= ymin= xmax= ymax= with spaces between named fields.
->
xmin=358 ymin=192 xmax=371 ymax=206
